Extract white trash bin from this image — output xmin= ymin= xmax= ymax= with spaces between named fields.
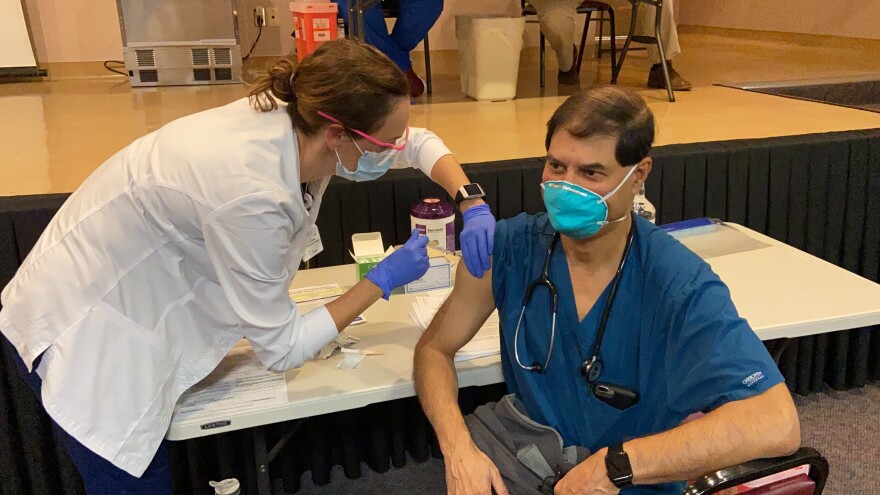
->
xmin=455 ymin=15 xmax=525 ymax=101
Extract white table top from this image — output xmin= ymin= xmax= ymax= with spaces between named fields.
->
xmin=696 ymin=226 xmax=880 ymax=341
xmin=167 ymin=223 xmax=880 ymax=440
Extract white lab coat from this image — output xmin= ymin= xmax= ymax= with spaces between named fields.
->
xmin=0 ymin=97 xmax=451 ymax=477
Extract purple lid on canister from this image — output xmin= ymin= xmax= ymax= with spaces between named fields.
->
xmin=410 ymin=198 xmax=454 ymax=219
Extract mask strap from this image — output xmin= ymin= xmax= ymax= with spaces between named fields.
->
xmin=334 ymin=148 xmax=355 ymax=175
xmin=351 ymin=137 xmax=366 ymax=156
xmin=603 ymin=212 xmax=630 ymax=225
xmin=600 ymin=164 xmax=639 ymax=202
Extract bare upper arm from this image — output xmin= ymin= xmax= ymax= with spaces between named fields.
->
xmin=706 ymin=382 xmax=801 ymax=453
xmin=415 ymin=259 xmax=496 ymax=357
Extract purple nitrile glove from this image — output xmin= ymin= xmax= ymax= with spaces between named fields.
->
xmin=460 ymin=203 xmax=496 ymax=278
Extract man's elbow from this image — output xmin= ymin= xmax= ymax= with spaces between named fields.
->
xmin=414 ymin=326 xmax=449 ymax=361
xmin=414 ymin=333 xmax=430 ymax=357
xmin=765 ymin=393 xmax=801 ymax=457
xmin=414 ymin=334 xmax=442 ymax=371
xmin=737 ymin=385 xmax=801 ymax=458
xmin=774 ymin=406 xmax=801 ymax=456
xmin=413 ymin=333 xmax=457 ymax=380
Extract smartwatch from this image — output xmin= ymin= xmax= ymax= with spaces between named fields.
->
xmin=454 ymin=183 xmax=486 ymax=206
xmin=605 ymin=444 xmax=634 ymax=489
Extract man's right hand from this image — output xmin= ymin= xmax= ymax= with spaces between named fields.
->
xmin=445 ymin=441 xmax=509 ymax=495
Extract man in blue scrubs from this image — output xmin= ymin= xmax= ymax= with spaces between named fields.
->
xmin=414 ymin=87 xmax=800 ymax=494
xmin=335 ymin=0 xmax=442 ymax=97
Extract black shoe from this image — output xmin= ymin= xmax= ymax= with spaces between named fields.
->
xmin=558 ymin=67 xmax=580 ymax=85
xmin=648 ymin=62 xmax=691 ymax=91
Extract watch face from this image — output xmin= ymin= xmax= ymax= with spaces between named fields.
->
xmin=606 ymin=453 xmax=630 ymax=478
xmin=462 ymin=183 xmax=484 ymax=196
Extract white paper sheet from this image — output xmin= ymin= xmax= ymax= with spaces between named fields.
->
xmin=289 ymin=283 xmax=345 ymax=302
xmin=410 ymin=289 xmax=501 ymax=362
xmin=290 ymin=284 xmax=366 ymax=325
xmin=673 ymin=223 xmax=770 ymax=259
xmin=173 ymin=342 xmax=287 ymax=421
xmin=337 ymin=353 xmax=366 ymax=369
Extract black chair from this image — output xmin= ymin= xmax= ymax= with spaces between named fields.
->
xmin=522 ymin=1 xmax=618 ymax=88
xmin=614 ymin=0 xmax=674 ymax=101
xmin=684 ymin=447 xmax=828 ymax=494
xmin=380 ymin=1 xmax=432 ymax=94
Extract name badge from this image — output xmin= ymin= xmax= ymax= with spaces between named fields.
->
xmin=303 ymin=225 xmax=323 ymax=262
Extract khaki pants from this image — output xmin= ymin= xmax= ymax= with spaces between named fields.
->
xmin=528 ymin=0 xmax=680 ymax=69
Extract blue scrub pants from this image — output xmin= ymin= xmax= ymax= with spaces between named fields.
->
xmin=335 ymin=0 xmax=443 ymax=71
xmin=3 ymin=335 xmax=173 ymax=495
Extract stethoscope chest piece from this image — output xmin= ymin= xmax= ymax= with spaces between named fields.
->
xmin=581 ymin=356 xmax=603 ymax=383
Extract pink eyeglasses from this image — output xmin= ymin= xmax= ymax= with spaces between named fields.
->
xmin=317 ymin=111 xmax=408 ymax=151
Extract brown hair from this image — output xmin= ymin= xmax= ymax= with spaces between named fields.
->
xmin=249 ymin=39 xmax=409 ymax=135
xmin=546 ymin=86 xmax=655 ymax=166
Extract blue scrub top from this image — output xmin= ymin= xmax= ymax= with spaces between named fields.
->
xmin=492 ymin=213 xmax=784 ymax=494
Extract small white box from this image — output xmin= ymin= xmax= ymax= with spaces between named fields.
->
xmin=351 ymin=232 xmax=386 ymax=280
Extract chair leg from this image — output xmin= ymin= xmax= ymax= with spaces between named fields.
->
xmin=613 ymin=2 xmax=638 ymax=84
xmin=576 ymin=11 xmax=590 ymax=73
xmin=540 ymin=32 xmax=546 ymax=88
xmin=653 ymin=0 xmax=674 ymax=102
xmin=356 ymin=0 xmax=366 ymax=41
xmin=598 ymin=11 xmax=604 ymax=60
xmin=423 ymin=35 xmax=432 ymax=94
xmin=347 ymin=3 xmax=357 ymax=40
xmin=608 ymin=8 xmax=617 ymax=83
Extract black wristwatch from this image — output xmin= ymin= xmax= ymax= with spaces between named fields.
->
xmin=605 ymin=444 xmax=634 ymax=489
xmin=454 ymin=183 xmax=486 ymax=207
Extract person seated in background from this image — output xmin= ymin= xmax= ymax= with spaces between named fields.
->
xmin=414 ymin=86 xmax=799 ymax=494
xmin=528 ymin=0 xmax=691 ymax=90
xmin=335 ymin=0 xmax=443 ymax=97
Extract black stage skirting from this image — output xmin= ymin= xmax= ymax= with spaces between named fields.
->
xmin=2 ymin=129 xmax=879 ymax=494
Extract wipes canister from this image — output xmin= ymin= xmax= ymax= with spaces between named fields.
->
xmin=410 ymin=198 xmax=455 ymax=253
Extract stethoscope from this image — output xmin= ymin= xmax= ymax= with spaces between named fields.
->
xmin=512 ymin=214 xmax=640 ymax=410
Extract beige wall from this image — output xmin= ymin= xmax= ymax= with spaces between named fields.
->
xmin=678 ymin=0 xmax=879 ymax=40
xmin=24 ymin=0 xmax=124 ymax=63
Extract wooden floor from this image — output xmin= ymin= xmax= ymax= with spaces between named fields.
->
xmin=3 ymin=28 xmax=880 ymax=196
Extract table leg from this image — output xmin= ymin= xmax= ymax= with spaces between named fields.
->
xmin=253 ymin=427 xmax=271 ymax=495
xmin=251 ymin=421 xmax=305 ymax=495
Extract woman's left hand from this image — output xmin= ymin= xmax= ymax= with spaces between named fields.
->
xmin=460 ymin=203 xmax=496 ymax=279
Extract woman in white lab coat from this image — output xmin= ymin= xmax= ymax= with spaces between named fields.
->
xmin=0 ymin=39 xmax=496 ymax=494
